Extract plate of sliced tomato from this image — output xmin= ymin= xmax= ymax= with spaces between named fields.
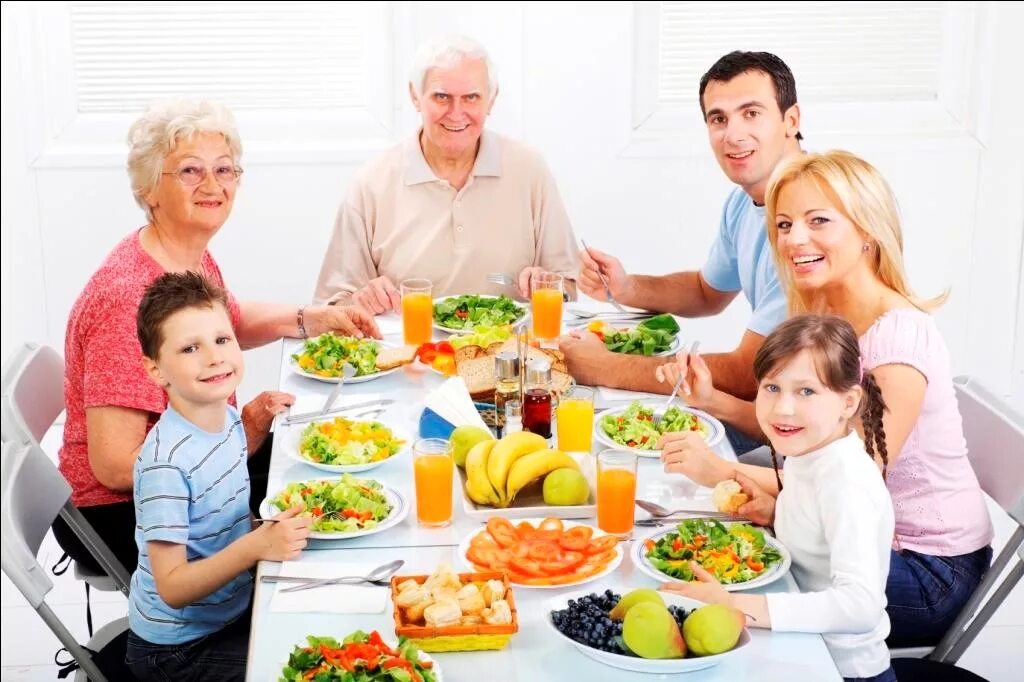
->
xmin=459 ymin=517 xmax=624 ymax=589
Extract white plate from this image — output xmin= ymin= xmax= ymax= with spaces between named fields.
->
xmin=288 ymin=336 xmax=402 ymax=384
xmin=279 ymin=641 xmax=441 ymax=680
xmin=602 ymin=327 xmax=682 ymax=357
xmin=282 ymin=418 xmax=410 ymax=474
xmin=458 ymin=517 xmax=623 ymax=589
xmin=432 ymin=294 xmax=529 ymax=334
xmin=456 ymin=451 xmax=596 ymax=520
xmin=631 ymin=522 xmax=791 ymax=591
xmin=593 ymin=401 xmax=725 ymax=458
xmin=544 ymin=588 xmax=751 ymax=674
xmin=260 ymin=480 xmax=408 ymax=541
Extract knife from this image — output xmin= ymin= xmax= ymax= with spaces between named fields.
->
xmin=283 ymin=399 xmax=395 ymax=425
xmin=635 ymin=513 xmax=735 ymax=526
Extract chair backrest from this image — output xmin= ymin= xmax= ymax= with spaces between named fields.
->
xmin=1 ymin=342 xmax=65 ymax=446
xmin=0 ymin=440 xmax=71 ymax=607
xmin=954 ymin=375 xmax=1024 ymax=524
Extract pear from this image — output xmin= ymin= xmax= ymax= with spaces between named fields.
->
xmin=682 ymin=603 xmax=744 ymax=656
xmin=622 ymin=602 xmax=686 ymax=659
xmin=449 ymin=425 xmax=493 ymax=468
xmin=608 ymin=588 xmax=665 ymax=621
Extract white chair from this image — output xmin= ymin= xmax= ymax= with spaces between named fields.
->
xmin=1 ymin=440 xmax=129 ymax=681
xmin=891 ymin=375 xmax=1024 ymax=662
xmin=0 ymin=342 xmax=131 ymax=594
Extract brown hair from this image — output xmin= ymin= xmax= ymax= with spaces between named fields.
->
xmin=137 ymin=271 xmax=230 ymax=359
xmin=753 ymin=314 xmax=888 ymax=490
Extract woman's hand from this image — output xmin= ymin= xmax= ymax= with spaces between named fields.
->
xmin=659 ymin=562 xmax=733 ymax=607
xmin=241 ymin=390 xmax=295 ymax=452
xmin=305 ymin=304 xmax=382 ymax=339
xmin=655 ymin=349 xmax=715 ymax=411
xmin=659 ymin=430 xmax=732 ymax=487
xmin=733 ymin=471 xmax=777 ymax=527
xmin=351 ymin=276 xmax=401 ymax=316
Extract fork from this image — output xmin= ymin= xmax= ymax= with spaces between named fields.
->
xmin=486 ymin=272 xmax=529 ymax=303
xmin=654 ymin=340 xmax=700 ymax=427
xmin=579 ymin=239 xmax=627 ymax=313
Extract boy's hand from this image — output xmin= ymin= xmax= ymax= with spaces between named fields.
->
xmin=257 ymin=505 xmax=312 ymax=561
xmin=655 ymin=349 xmax=715 ymax=411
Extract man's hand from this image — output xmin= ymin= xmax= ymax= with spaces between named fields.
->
xmin=578 ymin=246 xmax=631 ymax=302
xmin=557 ymin=329 xmax=615 ymax=387
xmin=655 ymin=349 xmax=715 ymax=411
xmin=351 ymin=276 xmax=402 ymax=316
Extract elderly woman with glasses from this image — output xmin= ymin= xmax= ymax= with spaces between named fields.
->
xmin=313 ymin=35 xmax=581 ymax=312
xmin=52 ymin=100 xmax=379 ymax=576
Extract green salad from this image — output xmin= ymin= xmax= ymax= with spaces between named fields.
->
xmin=600 ymin=314 xmax=680 ymax=356
xmin=280 ymin=631 xmax=437 ymax=682
xmin=292 ymin=333 xmax=379 ymax=378
xmin=448 ymin=324 xmax=513 ymax=350
xmin=270 ymin=475 xmax=392 ymax=533
xmin=433 ymin=295 xmax=525 ymax=330
xmin=644 ymin=518 xmax=782 ymax=585
xmin=599 ymin=400 xmax=709 ymax=450
xmin=299 ymin=417 xmax=405 ymax=466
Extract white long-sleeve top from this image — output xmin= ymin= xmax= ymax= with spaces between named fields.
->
xmin=766 ymin=431 xmax=895 ymax=678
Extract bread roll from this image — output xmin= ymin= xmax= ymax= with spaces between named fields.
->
xmin=713 ymin=480 xmax=749 ymax=513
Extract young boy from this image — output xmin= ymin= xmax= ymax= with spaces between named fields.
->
xmin=126 ymin=272 xmax=311 ymax=681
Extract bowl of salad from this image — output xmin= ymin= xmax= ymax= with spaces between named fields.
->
xmin=284 ymin=416 xmax=408 ymax=473
xmin=595 ymin=400 xmax=724 ymax=457
xmin=289 ymin=333 xmax=399 ymax=383
xmin=631 ymin=518 xmax=790 ymax=591
xmin=279 ymin=631 xmax=441 ymax=682
xmin=432 ymin=294 xmax=528 ymax=333
xmin=261 ymin=475 xmax=408 ymax=540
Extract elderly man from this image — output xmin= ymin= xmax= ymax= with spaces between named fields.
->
xmin=314 ymin=35 xmax=580 ymax=312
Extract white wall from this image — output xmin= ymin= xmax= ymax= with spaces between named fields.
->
xmin=2 ymin=1 xmax=1022 ymax=410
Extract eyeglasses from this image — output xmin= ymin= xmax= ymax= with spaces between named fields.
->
xmin=162 ymin=165 xmax=244 ymax=186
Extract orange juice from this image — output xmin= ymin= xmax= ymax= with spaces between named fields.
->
xmin=557 ymin=398 xmax=594 ymax=452
xmin=402 ymin=292 xmax=433 ymax=346
xmin=597 ymin=468 xmax=636 ymax=535
xmin=414 ymin=453 xmax=453 ymax=526
xmin=532 ymin=288 xmax=563 ymax=339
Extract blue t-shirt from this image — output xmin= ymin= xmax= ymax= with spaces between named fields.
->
xmin=128 ymin=405 xmax=253 ymax=645
xmin=701 ymin=186 xmax=787 ymax=336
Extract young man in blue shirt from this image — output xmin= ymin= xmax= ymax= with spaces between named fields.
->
xmin=126 ymin=272 xmax=311 ymax=681
xmin=561 ymin=52 xmax=802 ymax=407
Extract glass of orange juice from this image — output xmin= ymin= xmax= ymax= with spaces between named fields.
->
xmin=597 ymin=450 xmax=637 ymax=537
xmin=401 ymin=278 xmax=433 ymax=346
xmin=531 ymin=272 xmax=563 ymax=341
xmin=413 ymin=438 xmax=454 ymax=527
xmin=557 ymin=386 xmax=595 ymax=452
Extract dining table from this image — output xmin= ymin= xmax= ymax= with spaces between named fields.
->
xmin=245 ymin=310 xmax=842 ymax=681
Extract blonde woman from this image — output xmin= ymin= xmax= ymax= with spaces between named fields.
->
xmin=656 ymin=150 xmax=993 ymax=646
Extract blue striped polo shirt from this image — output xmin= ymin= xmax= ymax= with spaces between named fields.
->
xmin=128 ymin=405 xmax=253 ymax=644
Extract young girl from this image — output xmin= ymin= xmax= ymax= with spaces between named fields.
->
xmin=663 ymin=314 xmax=896 ymax=682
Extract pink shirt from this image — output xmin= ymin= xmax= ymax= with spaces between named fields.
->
xmin=860 ymin=308 xmax=993 ymax=556
xmin=60 ymin=230 xmax=240 ymax=507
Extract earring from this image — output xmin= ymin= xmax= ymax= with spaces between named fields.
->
xmin=862 ymin=243 xmax=871 ymax=252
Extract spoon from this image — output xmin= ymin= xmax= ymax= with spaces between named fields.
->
xmin=635 ymin=499 xmax=732 ymax=519
xmin=274 ymin=559 xmax=405 ymax=593
xmin=320 ymin=363 xmax=357 ymax=415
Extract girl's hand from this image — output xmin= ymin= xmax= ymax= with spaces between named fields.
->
xmin=659 ymin=431 xmax=732 ymax=487
xmin=659 ymin=562 xmax=733 ymax=606
xmin=734 ymin=471 xmax=778 ymax=527
xmin=655 ymin=349 xmax=715 ymax=411
xmin=255 ymin=505 xmax=312 ymax=562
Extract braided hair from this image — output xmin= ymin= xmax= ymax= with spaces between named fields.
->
xmin=754 ymin=314 xmax=889 ymax=491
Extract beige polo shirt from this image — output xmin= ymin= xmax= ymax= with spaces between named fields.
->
xmin=313 ymin=130 xmax=580 ymax=305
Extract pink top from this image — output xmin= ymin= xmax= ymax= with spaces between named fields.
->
xmin=60 ymin=230 xmax=241 ymax=507
xmin=860 ymin=308 xmax=993 ymax=556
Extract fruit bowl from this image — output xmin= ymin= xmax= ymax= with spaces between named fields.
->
xmin=544 ymin=588 xmax=751 ymax=674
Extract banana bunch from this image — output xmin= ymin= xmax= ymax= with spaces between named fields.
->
xmin=465 ymin=431 xmax=581 ymax=507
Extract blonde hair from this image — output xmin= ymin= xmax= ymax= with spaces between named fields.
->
xmin=126 ymin=100 xmax=242 ymax=220
xmin=765 ymin=149 xmax=945 ymax=315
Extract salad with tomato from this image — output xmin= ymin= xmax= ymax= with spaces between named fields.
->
xmin=433 ymin=295 xmax=525 ymax=330
xmin=588 ymin=313 xmax=680 ymax=356
xmin=269 ymin=476 xmax=392 ymax=533
xmin=280 ymin=630 xmax=437 ymax=682
xmin=298 ymin=417 xmax=405 ymax=466
xmin=644 ymin=518 xmax=782 ymax=585
xmin=599 ymin=400 xmax=709 ymax=450
xmin=292 ymin=333 xmax=380 ymax=378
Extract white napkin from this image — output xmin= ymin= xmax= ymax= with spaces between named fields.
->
xmin=268 ymin=561 xmax=390 ymax=614
xmin=424 ymin=377 xmax=490 ymax=431
xmin=597 ymin=387 xmax=660 ymax=403
xmin=288 ymin=393 xmax=385 ymax=417
xmin=374 ymin=313 xmax=405 ymax=338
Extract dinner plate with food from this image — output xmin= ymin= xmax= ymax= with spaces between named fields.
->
xmin=260 ymin=475 xmax=408 ymax=540
xmin=283 ymin=415 xmax=409 ymax=474
xmin=289 ymin=332 xmax=417 ymax=383
xmin=432 ymin=294 xmax=528 ymax=334
xmin=594 ymin=400 xmax=725 ymax=457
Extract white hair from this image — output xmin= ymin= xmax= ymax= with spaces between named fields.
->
xmin=126 ymin=100 xmax=242 ymax=219
xmin=408 ymin=35 xmax=498 ymax=100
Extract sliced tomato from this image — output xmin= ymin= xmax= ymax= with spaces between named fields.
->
xmin=435 ymin=341 xmax=454 ymax=355
xmin=534 ymin=517 xmax=564 ymax=540
xmin=509 ymin=554 xmax=545 ymax=577
xmin=470 ymin=533 xmax=500 ymax=551
xmin=486 ymin=517 xmax=521 ymax=549
xmin=539 ymin=550 xmax=586 ymax=575
xmin=583 ymin=549 xmax=618 ymax=569
xmin=515 ymin=521 xmax=538 ymax=540
xmin=527 ymin=540 xmax=562 ymax=562
xmin=468 ymin=545 xmax=511 ymax=570
xmin=586 ymin=534 xmax=620 ymax=554
xmin=558 ymin=526 xmax=594 ymax=551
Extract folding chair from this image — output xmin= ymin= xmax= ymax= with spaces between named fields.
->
xmin=891 ymin=376 xmax=1024 ymax=663
xmin=1 ymin=341 xmax=131 ymax=595
xmin=1 ymin=440 xmax=129 ymax=682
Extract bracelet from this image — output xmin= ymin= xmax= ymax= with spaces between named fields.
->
xmin=297 ymin=305 xmax=308 ymax=339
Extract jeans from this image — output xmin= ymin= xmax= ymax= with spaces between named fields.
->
xmin=886 ymin=545 xmax=993 ymax=647
xmin=724 ymin=422 xmax=765 ymax=456
xmin=126 ymin=610 xmax=251 ymax=682
xmin=845 ymin=665 xmax=898 ymax=682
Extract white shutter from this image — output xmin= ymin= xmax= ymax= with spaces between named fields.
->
xmin=70 ymin=1 xmax=376 ymax=112
xmin=657 ymin=1 xmax=944 ymax=104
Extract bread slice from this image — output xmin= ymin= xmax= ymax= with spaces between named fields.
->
xmin=375 ymin=344 xmax=418 ymax=371
xmin=458 ymin=355 xmax=497 ymax=400
xmin=455 ymin=344 xmax=485 ymax=364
